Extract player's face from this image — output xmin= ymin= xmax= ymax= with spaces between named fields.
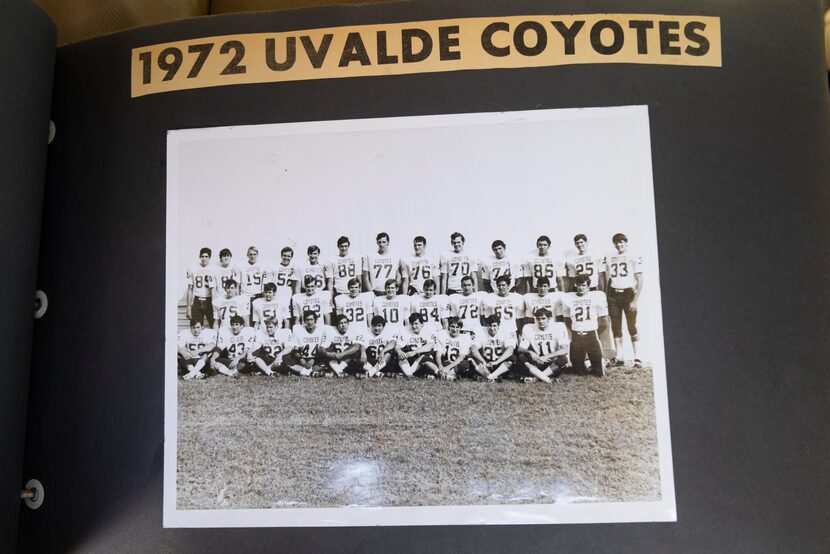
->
xmin=487 ymin=321 xmax=499 ymax=336
xmin=385 ymin=282 xmax=397 ymax=298
xmin=247 ymin=250 xmax=257 ymax=264
xmin=220 ymin=254 xmax=231 ymax=267
xmin=308 ymin=251 xmax=319 ymax=264
xmin=281 ymin=251 xmax=293 ymax=265
xmin=199 ymin=253 xmax=210 ymax=266
xmin=413 ymin=240 xmax=425 ymax=255
xmin=537 ymin=241 xmax=550 ymax=255
xmin=337 ymin=319 xmax=349 ymax=333
xmin=448 ymin=322 xmax=461 ymax=337
xmin=423 ymin=285 xmax=435 ymax=299
xmin=306 ymin=282 xmax=317 ymax=295
xmin=224 ymin=284 xmax=237 ymax=297
xmin=451 ymin=236 xmax=464 ymax=252
xmin=190 ymin=322 xmax=203 ymax=336
xmin=264 ymin=289 xmax=274 ymax=301
xmin=492 ymin=245 xmax=505 ymax=259
xmin=614 ymin=240 xmax=628 ymax=254
xmin=536 ymin=314 xmax=549 ymax=330
xmin=574 ymin=281 xmax=589 ymax=296
xmin=231 ymin=322 xmax=243 ymax=334
xmin=411 ymin=319 xmax=423 ymax=333
xmin=265 ymin=321 xmax=276 ymax=335
xmin=338 ymin=242 xmax=349 ymax=256
xmin=348 ymin=282 xmax=361 ymax=297
xmin=496 ymin=280 xmax=509 ymax=295
xmin=461 ymin=279 xmax=474 ymax=294
xmin=575 ymin=238 xmax=587 ymax=254
xmin=537 ymin=282 xmax=550 ymax=295
xmin=372 ymin=323 xmax=385 ymax=335
xmin=304 ymin=315 xmax=317 ymax=331
xmin=377 ymin=236 xmax=389 ymax=252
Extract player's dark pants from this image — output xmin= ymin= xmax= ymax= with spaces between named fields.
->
xmin=607 ymin=287 xmax=638 ymax=339
xmin=441 ymin=357 xmax=474 ymax=378
xmin=214 ymin=355 xmax=256 ymax=374
xmin=191 ymin=296 xmax=214 ymax=327
xmin=328 ymin=348 xmax=364 ymax=374
xmin=253 ymin=347 xmax=296 ymax=374
xmin=516 ymin=352 xmax=568 ymax=378
xmin=177 ymin=353 xmax=211 ymax=375
xmin=401 ymin=346 xmax=437 ymax=376
xmin=569 ymin=330 xmax=603 ymax=373
xmin=478 ymin=353 xmax=518 ymax=376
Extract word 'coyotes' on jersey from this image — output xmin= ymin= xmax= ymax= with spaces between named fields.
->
xmin=213 ymin=295 xmax=250 ymax=327
xmin=292 ymin=324 xmax=331 ymax=359
xmin=566 ymin=253 xmax=601 ymax=289
xmin=187 ymin=265 xmax=214 ymax=297
xmin=398 ymin=324 xmax=439 ymax=350
xmin=298 ymin=261 xmax=328 ymax=291
xmin=404 ymin=254 xmax=440 ymax=293
xmin=328 ymin=325 xmax=366 ymax=353
xmin=212 ymin=264 xmax=241 ymax=295
xmin=217 ymin=327 xmax=259 ymax=357
xmin=364 ymin=327 xmax=400 ymax=360
xmin=329 ymin=255 xmax=363 ymax=292
xmin=449 ymin=292 xmax=485 ymax=326
xmin=291 ymin=291 xmax=333 ymax=319
xmin=482 ymin=256 xmax=522 ymax=288
xmin=434 ymin=330 xmax=473 ymax=362
xmin=525 ymin=254 xmax=561 ymax=289
xmin=473 ymin=327 xmax=517 ymax=362
xmin=482 ymin=293 xmax=525 ymax=323
xmin=335 ymin=293 xmax=375 ymax=326
xmin=562 ymin=291 xmax=608 ymax=332
xmin=255 ymin=328 xmax=295 ymax=357
xmin=603 ymin=252 xmax=643 ymax=289
xmin=374 ymin=295 xmax=411 ymax=327
xmin=269 ymin=263 xmax=298 ymax=292
xmin=178 ymin=328 xmax=217 ymax=353
xmin=442 ymin=251 xmax=478 ymax=291
xmin=241 ymin=262 xmax=267 ymax=295
xmin=364 ymin=251 xmax=402 ymax=291
xmin=410 ymin=294 xmax=450 ymax=326
xmin=251 ymin=297 xmax=281 ymax=325
xmin=520 ymin=322 xmax=570 ymax=356
xmin=524 ymin=291 xmax=565 ymax=318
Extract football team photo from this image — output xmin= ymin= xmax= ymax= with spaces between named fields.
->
xmin=164 ymin=106 xmax=675 ymax=526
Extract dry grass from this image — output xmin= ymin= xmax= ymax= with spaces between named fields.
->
xmin=176 ymin=368 xmax=660 ymax=509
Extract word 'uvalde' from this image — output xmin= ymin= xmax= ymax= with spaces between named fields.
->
xmin=262 ymin=18 xmax=711 ymax=70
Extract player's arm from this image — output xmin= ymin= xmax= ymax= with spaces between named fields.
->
xmin=362 ymin=255 xmax=373 ymax=292
xmin=399 ymin=261 xmax=409 ymax=294
xmin=199 ymin=339 xmax=217 ymax=357
xmin=598 ymin=258 xmax=608 ymax=292
xmin=493 ymin=344 xmax=516 ymax=366
xmin=632 ymin=272 xmax=643 ymax=310
xmin=186 ymin=280 xmax=194 ymax=319
xmin=177 ymin=343 xmax=193 ymax=359
xmin=439 ymin=257 xmax=448 ymax=295
xmin=409 ymin=339 xmax=435 ymax=358
xmin=470 ymin=344 xmax=487 ymax=366
xmin=380 ymin=339 xmax=397 ymax=356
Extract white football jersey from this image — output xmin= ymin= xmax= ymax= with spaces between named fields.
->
xmin=410 ymin=294 xmax=450 ymax=326
xmin=291 ymin=291 xmax=333 ymax=320
xmin=298 ymin=261 xmax=329 ymax=291
xmin=363 ymin=327 xmax=401 ymax=359
xmin=335 ymin=293 xmax=375 ymax=326
xmin=472 ymin=327 xmax=517 ymax=362
xmin=187 ymin=265 xmax=215 ymax=297
xmin=216 ymin=327 xmax=259 ymax=357
xmin=434 ymin=330 xmax=473 ymax=362
xmin=374 ymin=294 xmax=411 ymax=327
xmin=448 ymin=292 xmax=485 ymax=326
xmin=255 ymin=328 xmax=295 ymax=357
xmin=291 ymin=324 xmax=331 ymax=359
xmin=398 ymin=325 xmax=438 ymax=351
xmin=363 ymin=251 xmax=403 ymax=292
xmin=177 ymin=328 xmax=217 ymax=353
xmin=327 ymin=325 xmax=367 ymax=353
xmin=441 ymin=251 xmax=478 ymax=291
xmin=251 ymin=297 xmax=281 ymax=326
xmin=213 ymin=295 xmax=250 ymax=328
xmin=328 ymin=255 xmax=363 ymax=293
xmin=562 ymin=291 xmax=608 ymax=332
xmin=565 ymin=253 xmax=601 ymax=289
xmin=603 ymin=252 xmax=643 ymax=289
xmin=520 ymin=322 xmax=570 ymax=356
xmin=481 ymin=293 xmax=525 ymax=323
xmin=525 ymin=254 xmax=562 ymax=290
xmin=269 ymin=262 xmax=298 ymax=294
xmin=240 ymin=262 xmax=267 ymax=296
xmin=523 ymin=291 xmax=566 ymax=318
xmin=482 ymin=255 xmax=523 ymax=289
xmin=211 ymin=264 xmax=241 ymax=295
xmin=403 ymin=253 xmax=441 ymax=293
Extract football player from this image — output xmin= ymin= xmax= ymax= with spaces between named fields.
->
xmin=430 ymin=317 xmax=474 ymax=380
xmin=517 ymin=308 xmax=570 ymax=383
xmin=252 ymin=318 xmax=296 ymax=376
xmin=409 ymin=279 xmax=450 ymax=330
xmin=562 ymin=273 xmax=610 ymax=376
xmin=523 ymin=235 xmax=564 ymax=294
xmin=334 ymin=277 xmax=375 ymax=328
xmin=298 ymin=245 xmax=331 ymax=293
xmin=291 ymin=275 xmax=333 ymax=326
xmin=373 ymin=278 xmax=411 ymax=331
xmin=522 ymin=277 xmax=565 ymax=329
xmin=240 ymin=246 xmax=266 ymax=299
xmin=362 ymin=315 xmax=400 ymax=377
xmin=403 ymin=235 xmax=441 ymax=295
xmin=363 ymin=232 xmax=405 ymax=296
xmin=600 ymin=233 xmax=644 ymax=367
xmin=395 ymin=313 xmax=439 ymax=378
xmin=271 ymin=246 xmax=299 ymax=298
xmin=482 ymin=240 xmax=522 ymax=293
xmin=211 ymin=248 xmax=242 ymax=298
xmin=481 ymin=275 xmax=525 ymax=334
xmin=565 ymin=234 xmax=601 ymax=292
xmin=329 ymin=236 xmax=363 ymax=297
xmin=323 ymin=314 xmax=365 ymax=377
xmin=177 ymin=319 xmax=217 ymax=380
xmin=441 ymin=232 xmax=478 ymax=295
xmin=251 ymin=282 xmax=282 ymax=329
xmin=210 ymin=315 xmax=259 ymax=377
xmin=470 ymin=315 xmax=517 ymax=381
xmin=290 ymin=310 xmax=331 ymax=377
xmin=447 ymin=275 xmax=485 ymax=340
xmin=186 ymin=247 xmax=215 ymax=327
xmin=212 ymin=279 xmax=250 ymax=329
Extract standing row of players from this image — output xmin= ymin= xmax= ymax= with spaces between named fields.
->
xmin=185 ymin=232 xmax=644 ymax=367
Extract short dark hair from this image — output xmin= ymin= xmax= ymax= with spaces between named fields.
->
xmin=263 ymin=282 xmax=277 ymax=292
xmin=384 ymin=278 xmax=398 ymax=289
xmin=423 ymin=279 xmax=437 ymax=290
xmin=229 ymin=315 xmax=245 ymax=325
xmin=447 ymin=316 xmax=463 ymax=328
xmin=534 ymin=307 xmax=552 ymax=319
xmin=573 ymin=273 xmax=592 ymax=286
xmin=413 ymin=236 xmax=427 ymax=245
xmin=189 ymin=319 xmax=203 ymax=328
xmin=334 ymin=314 xmax=350 ymax=324
xmin=223 ymin=279 xmax=238 ymax=289
xmin=613 ymin=233 xmax=628 ymax=243
xmin=302 ymin=310 xmax=319 ymax=321
xmin=536 ymin=277 xmax=550 ymax=287
xmin=450 ymin=232 xmax=465 ymax=243
xmin=376 ymin=232 xmax=389 ymax=242
xmin=409 ymin=312 xmax=425 ymax=324
xmin=307 ymin=245 xmax=320 ymax=255
xmin=491 ymin=240 xmax=505 ymax=250
xmin=337 ymin=236 xmax=350 ymax=247
xmin=219 ymin=248 xmax=232 ymax=257
xmin=495 ymin=275 xmax=511 ymax=285
xmin=281 ymin=246 xmax=293 ymax=256
xmin=247 ymin=246 xmax=258 ymax=254
xmin=347 ymin=277 xmax=361 ymax=288
xmin=573 ymin=234 xmax=588 ymax=243
xmin=371 ymin=315 xmax=387 ymax=326
xmin=199 ymin=247 xmax=212 ymax=257
xmin=304 ymin=274 xmax=317 ymax=286
xmin=483 ymin=315 xmax=500 ymax=326
xmin=536 ymin=235 xmax=551 ymax=246
xmin=461 ymin=275 xmax=474 ymax=285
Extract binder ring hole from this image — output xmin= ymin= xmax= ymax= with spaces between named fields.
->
xmin=34 ymin=290 xmax=48 ymax=319
xmin=23 ymin=479 xmax=44 ymax=509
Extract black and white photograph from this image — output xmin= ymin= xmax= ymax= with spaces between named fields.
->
xmin=164 ymin=106 xmax=675 ymax=526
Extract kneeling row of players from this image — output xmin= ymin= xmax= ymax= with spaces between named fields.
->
xmin=177 ymin=306 xmax=607 ymax=383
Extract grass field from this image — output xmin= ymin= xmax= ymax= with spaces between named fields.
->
xmin=176 ymin=367 xmax=660 ymax=510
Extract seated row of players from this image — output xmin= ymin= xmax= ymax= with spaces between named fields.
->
xmin=177 ymin=274 xmax=611 ymax=382
xmin=187 ymin=232 xmax=643 ymax=365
